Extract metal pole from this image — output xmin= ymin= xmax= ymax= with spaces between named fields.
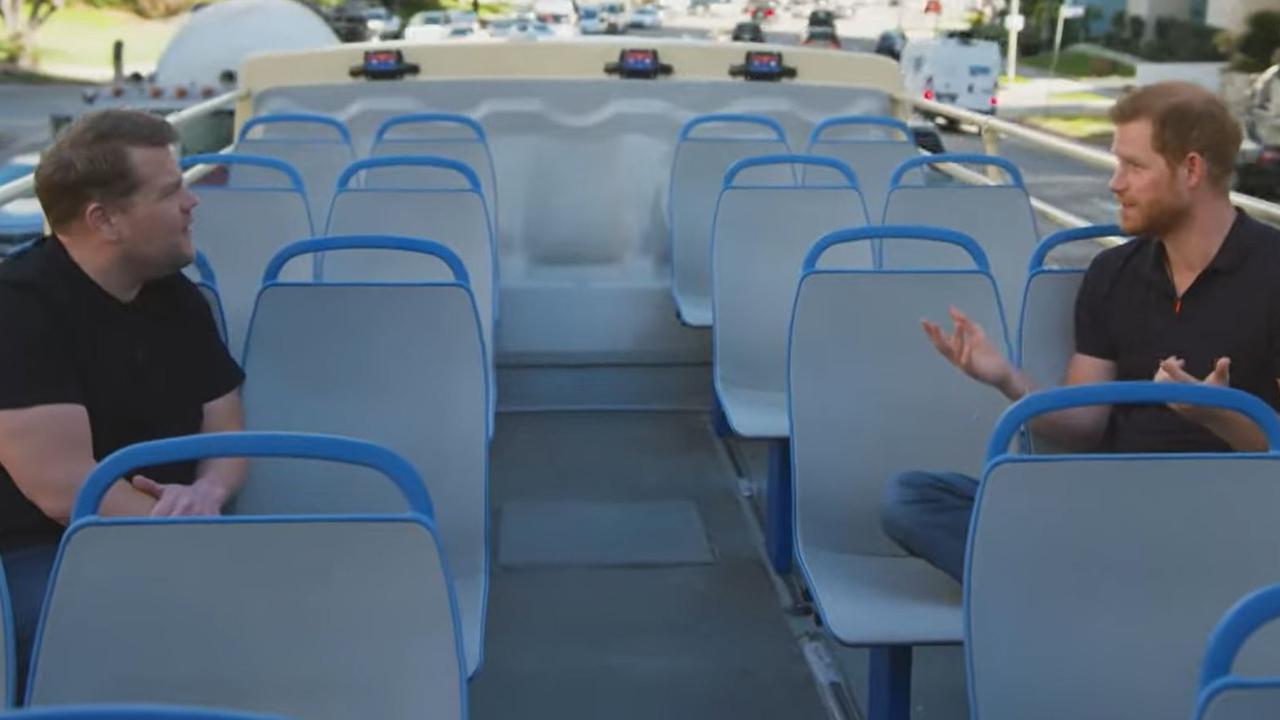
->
xmin=1006 ymin=0 xmax=1020 ymax=84
xmin=1052 ymin=4 xmax=1066 ymax=74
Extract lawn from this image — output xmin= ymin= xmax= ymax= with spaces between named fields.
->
xmin=1023 ymin=50 xmax=1135 ymax=78
xmin=1047 ymin=90 xmax=1113 ymax=104
xmin=25 ymin=2 xmax=178 ymax=72
xmin=1022 ymin=115 xmax=1115 ymax=144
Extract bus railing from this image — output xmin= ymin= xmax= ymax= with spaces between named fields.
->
xmin=0 ymin=89 xmax=239 ymax=218
xmin=907 ymin=93 xmax=1280 ymax=228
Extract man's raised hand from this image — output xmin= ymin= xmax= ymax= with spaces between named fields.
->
xmin=921 ymin=307 xmax=1014 ymax=390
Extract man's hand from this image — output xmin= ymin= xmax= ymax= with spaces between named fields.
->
xmin=131 ymin=475 xmax=226 ymax=517
xmin=1154 ymin=355 xmax=1230 ymax=416
xmin=922 ymin=307 xmax=1017 ymax=393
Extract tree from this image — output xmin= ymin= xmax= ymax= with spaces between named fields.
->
xmin=1 ymin=0 xmax=64 ymax=66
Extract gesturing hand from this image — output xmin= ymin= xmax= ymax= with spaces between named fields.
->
xmin=131 ymin=475 xmax=225 ymax=517
xmin=921 ymin=306 xmax=1013 ymax=390
xmin=1153 ymin=355 xmax=1231 ymax=415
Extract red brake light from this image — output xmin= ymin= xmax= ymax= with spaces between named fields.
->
xmin=1260 ymin=148 xmax=1280 ymax=165
xmin=989 ymin=96 xmax=998 ymax=106
xmin=923 ymin=89 xmax=935 ymax=101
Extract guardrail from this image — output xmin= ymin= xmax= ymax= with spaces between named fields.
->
xmin=0 ymin=89 xmax=239 ymax=216
xmin=907 ymin=94 xmax=1280 ymax=228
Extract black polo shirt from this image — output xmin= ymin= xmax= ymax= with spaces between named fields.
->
xmin=1075 ymin=210 xmax=1280 ymax=453
xmin=0 ymin=237 xmax=243 ymax=550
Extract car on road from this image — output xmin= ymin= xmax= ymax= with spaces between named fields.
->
xmin=807 ymin=8 xmax=834 ymax=26
xmin=874 ymin=28 xmax=906 ymax=60
xmin=628 ymin=6 xmax=663 ymax=28
xmin=362 ymin=5 xmax=402 ymax=39
xmin=801 ymin=25 xmax=839 ymax=49
xmin=730 ymin=20 xmax=765 ymax=42
xmin=404 ymin=10 xmax=452 ymax=41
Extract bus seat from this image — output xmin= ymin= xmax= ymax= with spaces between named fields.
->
xmin=803 ymin=115 xmax=919 ymax=223
xmin=186 ymin=250 xmax=229 ymax=346
xmin=1017 ymin=225 xmax=1126 ymax=453
xmin=712 ymin=154 xmax=870 ymax=439
xmin=668 ymin=113 xmax=791 ymax=327
xmin=182 ymin=154 xmax=315 ymax=358
xmin=26 ymin=433 xmax=465 ymax=719
xmin=368 ymin=113 xmax=499 ymax=242
xmin=234 ymin=113 xmax=356 ymax=228
xmin=236 ymin=237 xmax=488 ymax=678
xmin=967 ymin=383 xmax=1280 ymax=720
xmin=882 ymin=154 xmax=1038 ymax=317
xmin=1195 ymin=583 xmax=1280 ymax=720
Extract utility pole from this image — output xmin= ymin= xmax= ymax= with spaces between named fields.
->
xmin=1004 ymin=0 xmax=1022 ymax=84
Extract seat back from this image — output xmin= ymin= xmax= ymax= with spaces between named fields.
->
xmin=234 ymin=114 xmax=356 ymax=225
xmin=668 ymin=114 xmax=791 ymax=326
xmin=185 ymin=250 xmax=228 ymax=345
xmin=790 ymin=226 xmax=1009 ymax=557
xmin=1017 ymin=225 xmax=1126 ymax=453
xmin=0 ymin=556 xmax=11 ymax=709
xmin=712 ymin=155 xmax=869 ymax=438
xmin=882 ymin=154 xmax=1038 ymax=314
xmin=369 ymin=113 xmax=499 ymax=240
xmin=966 ymin=384 xmax=1280 ymax=720
xmin=237 ymin=237 xmax=488 ymax=675
xmin=324 ymin=157 xmax=497 ymax=427
xmin=1196 ymin=584 xmax=1280 ymax=720
xmin=183 ymin=155 xmax=315 ymax=357
xmin=0 ymin=706 xmax=288 ymax=719
xmin=27 ymin=433 xmax=465 ymax=720
xmin=803 ymin=116 xmax=919 ymax=222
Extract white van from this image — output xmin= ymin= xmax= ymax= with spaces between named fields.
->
xmin=900 ymin=35 xmax=1000 ymax=124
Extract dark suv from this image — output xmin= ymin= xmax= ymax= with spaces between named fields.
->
xmin=807 ymin=9 xmax=835 ymax=27
xmin=731 ymin=21 xmax=765 ymax=42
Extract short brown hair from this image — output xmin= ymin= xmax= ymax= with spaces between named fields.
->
xmin=1109 ymin=81 xmax=1242 ymax=190
xmin=34 ymin=109 xmax=178 ymax=231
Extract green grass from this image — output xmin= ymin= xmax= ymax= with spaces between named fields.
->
xmin=26 ymin=2 xmax=177 ymax=70
xmin=1048 ymin=90 xmax=1113 ymax=103
xmin=1023 ymin=115 xmax=1115 ymax=141
xmin=1023 ymin=50 xmax=1135 ymax=78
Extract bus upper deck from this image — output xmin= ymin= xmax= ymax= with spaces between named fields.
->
xmin=2 ymin=34 xmax=1280 ymax=720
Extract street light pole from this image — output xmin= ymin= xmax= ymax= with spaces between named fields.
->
xmin=1005 ymin=0 xmax=1020 ymax=84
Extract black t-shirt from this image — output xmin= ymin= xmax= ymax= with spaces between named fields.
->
xmin=1074 ymin=211 xmax=1280 ymax=453
xmin=0 ymin=237 xmax=243 ymax=549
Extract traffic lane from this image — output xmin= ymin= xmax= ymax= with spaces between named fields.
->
xmin=0 ymin=84 xmax=90 ymax=164
xmin=941 ymin=126 xmax=1121 ymax=229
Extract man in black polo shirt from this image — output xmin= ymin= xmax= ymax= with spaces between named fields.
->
xmin=0 ymin=110 xmax=244 ymax=697
xmin=880 ymin=81 xmax=1280 ymax=583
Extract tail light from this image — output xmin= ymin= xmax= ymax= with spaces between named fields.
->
xmin=989 ymin=96 xmax=998 ymax=106
xmin=1260 ymin=148 xmax=1280 ymax=166
xmin=923 ymin=89 xmax=935 ymax=101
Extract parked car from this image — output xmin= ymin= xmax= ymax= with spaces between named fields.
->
xmin=362 ymin=5 xmax=402 ymax=39
xmin=1235 ymin=140 xmax=1280 ymax=201
xmin=628 ymin=5 xmax=663 ymax=28
xmin=874 ymin=28 xmax=906 ymax=60
xmin=730 ymin=20 xmax=765 ymax=42
xmin=801 ymin=25 xmax=839 ymax=49
xmin=404 ymin=10 xmax=452 ymax=41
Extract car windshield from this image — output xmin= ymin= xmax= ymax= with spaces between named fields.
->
xmin=365 ymin=7 xmax=387 ymax=19
xmin=410 ymin=11 xmax=447 ymax=24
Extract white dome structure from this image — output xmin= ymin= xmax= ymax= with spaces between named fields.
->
xmin=155 ymin=0 xmax=339 ymax=87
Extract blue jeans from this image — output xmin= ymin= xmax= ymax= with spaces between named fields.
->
xmin=2 ymin=542 xmax=59 ymax=705
xmin=880 ymin=471 xmax=978 ymax=583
